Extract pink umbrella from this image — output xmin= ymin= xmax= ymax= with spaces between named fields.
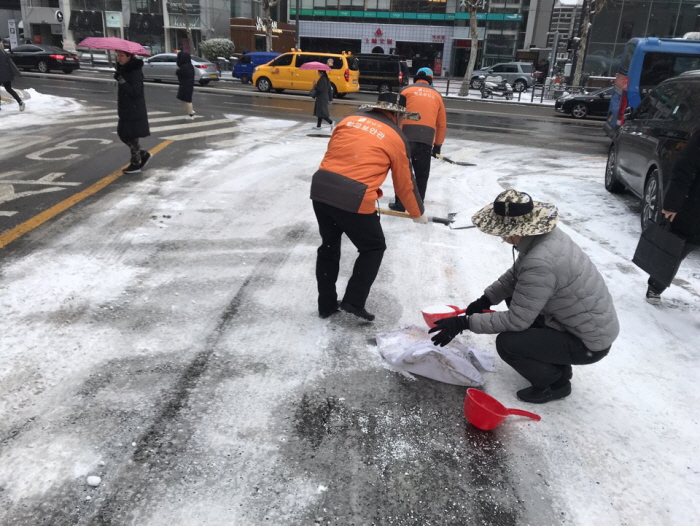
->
xmin=299 ymin=61 xmax=331 ymax=72
xmin=78 ymin=37 xmax=151 ymax=56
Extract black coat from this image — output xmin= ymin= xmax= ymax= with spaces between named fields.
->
xmin=116 ymin=57 xmax=150 ymax=140
xmin=0 ymin=48 xmax=21 ymax=83
xmin=176 ymin=51 xmax=195 ymax=103
xmin=664 ymin=130 xmax=700 ymax=245
xmin=312 ymin=73 xmax=333 ymax=121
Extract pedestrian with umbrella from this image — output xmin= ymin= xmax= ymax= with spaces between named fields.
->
xmin=0 ymin=47 xmax=25 ymax=112
xmin=114 ymin=49 xmax=151 ymax=174
xmin=302 ymin=61 xmax=334 ymax=130
xmin=176 ymin=50 xmax=195 ymax=120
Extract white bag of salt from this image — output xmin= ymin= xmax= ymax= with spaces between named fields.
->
xmin=375 ymin=325 xmax=494 ymax=386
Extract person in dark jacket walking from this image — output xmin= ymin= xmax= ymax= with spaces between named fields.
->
xmin=310 ymin=92 xmax=427 ymax=321
xmin=311 ymin=70 xmax=333 ymax=130
xmin=115 ymin=50 xmax=151 ymax=174
xmin=429 ymin=190 xmax=619 ymax=404
xmin=176 ymin=51 xmax=195 ymax=120
xmin=645 ymin=129 xmax=700 ymax=305
xmin=0 ymin=47 xmax=25 ymax=111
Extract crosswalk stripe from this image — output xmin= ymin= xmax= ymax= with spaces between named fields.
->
xmin=149 ymin=118 xmax=234 ymax=133
xmin=74 ymin=112 xmax=173 ymax=129
xmin=161 ymin=126 xmax=239 ymax=141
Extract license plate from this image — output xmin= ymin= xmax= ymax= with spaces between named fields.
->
xmin=352 ymin=79 xmax=358 ymax=84
xmin=209 ymin=74 xmax=217 ymax=78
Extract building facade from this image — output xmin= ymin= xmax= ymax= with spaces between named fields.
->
xmin=12 ymin=0 xmax=231 ymax=54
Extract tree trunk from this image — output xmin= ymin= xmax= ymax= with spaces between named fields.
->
xmin=180 ymin=0 xmax=195 ymax=55
xmin=458 ymin=7 xmax=480 ymax=96
xmin=263 ymin=0 xmax=278 ymax=52
xmin=573 ymin=2 xmax=592 ymax=87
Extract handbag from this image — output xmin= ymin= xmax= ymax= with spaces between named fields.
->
xmin=309 ymin=88 xmax=317 ymax=99
xmin=632 ymin=219 xmax=686 ymax=288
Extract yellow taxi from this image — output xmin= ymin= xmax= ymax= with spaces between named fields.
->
xmin=252 ymin=50 xmax=360 ymax=98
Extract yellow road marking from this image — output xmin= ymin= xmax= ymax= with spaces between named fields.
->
xmin=0 ymin=140 xmax=173 ymax=249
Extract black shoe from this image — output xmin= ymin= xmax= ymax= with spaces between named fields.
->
xmin=388 ymin=202 xmax=405 ymax=212
xmin=140 ymin=151 xmax=152 ymax=170
xmin=340 ymin=302 xmax=375 ymax=321
xmin=123 ymin=163 xmax=141 ymax=174
xmin=646 ymin=288 xmax=661 ymax=305
xmin=319 ymin=302 xmax=340 ymax=319
xmin=517 ymin=381 xmax=571 ymax=404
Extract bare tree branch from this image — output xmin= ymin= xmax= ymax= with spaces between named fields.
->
xmin=458 ymin=0 xmax=486 ymax=96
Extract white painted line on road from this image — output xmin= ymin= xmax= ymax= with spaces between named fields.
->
xmin=150 ymin=118 xmax=233 ymax=132
xmin=0 ymin=171 xmax=23 ymax=180
xmin=161 ymin=126 xmax=239 ymax=141
xmin=0 ymin=211 xmax=18 ymax=216
xmin=222 ymin=101 xmax=306 ymax=112
xmin=74 ymin=112 xmax=174 ymax=129
xmin=0 ymin=173 xmax=81 ymax=187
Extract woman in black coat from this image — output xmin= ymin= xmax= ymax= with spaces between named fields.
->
xmin=176 ymin=51 xmax=195 ymax=120
xmin=646 ymin=129 xmax=700 ymax=304
xmin=0 ymin=47 xmax=24 ymax=111
xmin=311 ymin=70 xmax=333 ymax=129
xmin=115 ymin=50 xmax=151 ymax=174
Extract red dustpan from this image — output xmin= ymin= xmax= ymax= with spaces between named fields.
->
xmin=464 ymin=388 xmax=541 ymax=430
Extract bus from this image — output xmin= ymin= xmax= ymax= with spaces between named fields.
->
xmin=604 ymin=37 xmax=700 ymax=137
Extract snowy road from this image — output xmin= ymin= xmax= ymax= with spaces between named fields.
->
xmin=0 ymin=91 xmax=698 ymax=526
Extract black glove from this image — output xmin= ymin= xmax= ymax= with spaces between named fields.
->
xmin=465 ymin=294 xmax=492 ymax=315
xmin=432 ymin=144 xmax=442 ymax=158
xmin=113 ymin=71 xmax=121 ymax=81
xmin=429 ymin=315 xmax=470 ymax=347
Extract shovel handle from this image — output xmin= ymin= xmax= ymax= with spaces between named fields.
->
xmin=507 ymin=408 xmax=541 ymax=421
xmin=376 ymin=207 xmax=453 ymax=226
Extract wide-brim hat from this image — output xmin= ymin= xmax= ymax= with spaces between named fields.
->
xmin=359 ymin=91 xmax=420 ymax=121
xmin=471 ymin=189 xmax=558 ymax=237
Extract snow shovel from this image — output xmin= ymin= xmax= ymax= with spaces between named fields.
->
xmin=434 ymin=154 xmax=476 ymax=167
xmin=377 ymin=207 xmax=476 ymax=229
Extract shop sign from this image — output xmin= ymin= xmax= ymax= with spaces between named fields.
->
xmin=105 ymin=12 xmax=121 ymax=29
xmin=431 ymin=35 xmax=445 ymax=43
xmin=8 ymin=19 xmax=18 ymax=48
xmin=364 ymin=37 xmax=393 ymax=45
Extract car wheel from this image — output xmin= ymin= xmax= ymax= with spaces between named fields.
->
xmin=274 ymin=88 xmax=285 ymax=93
xmin=506 ymin=93 xmax=513 ymax=100
xmin=240 ymin=74 xmax=249 ymax=84
xmin=604 ymin=146 xmax=625 ymax=194
xmin=335 ymin=92 xmax=347 ymax=99
xmin=378 ymin=82 xmax=391 ymax=93
xmin=642 ymin=169 xmax=662 ymax=231
xmin=199 ymin=79 xmax=210 ymax=86
xmin=571 ymin=102 xmax=589 ymax=119
xmin=513 ymin=80 xmax=527 ymax=92
xmin=37 ymin=60 xmax=49 ymax=73
xmin=63 ymin=69 xmax=73 ymax=74
xmin=256 ymin=77 xmax=272 ymax=92
xmin=470 ymin=78 xmax=482 ymax=89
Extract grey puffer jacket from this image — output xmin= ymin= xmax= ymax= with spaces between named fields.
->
xmin=469 ymin=228 xmax=619 ymax=352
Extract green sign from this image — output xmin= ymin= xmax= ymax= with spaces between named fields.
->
xmin=288 ymin=9 xmax=522 ymax=22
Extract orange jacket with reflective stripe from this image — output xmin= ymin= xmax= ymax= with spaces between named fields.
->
xmin=310 ymin=110 xmax=424 ymax=217
xmin=400 ymin=80 xmax=447 ymax=146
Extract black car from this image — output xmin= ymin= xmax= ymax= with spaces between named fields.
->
xmin=9 ymin=44 xmax=81 ymax=74
xmin=554 ymin=86 xmax=613 ymax=119
xmin=356 ymin=54 xmax=409 ymax=93
xmin=605 ymin=71 xmax=700 ymax=230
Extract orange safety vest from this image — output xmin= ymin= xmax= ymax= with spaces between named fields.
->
xmin=400 ymin=79 xmax=447 ymax=146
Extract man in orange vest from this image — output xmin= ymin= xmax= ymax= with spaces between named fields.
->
xmin=389 ymin=67 xmax=447 ymax=212
xmin=310 ymin=92 xmax=427 ymax=321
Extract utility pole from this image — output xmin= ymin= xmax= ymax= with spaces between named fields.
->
xmin=295 ymin=0 xmax=300 ymax=49
xmin=180 ymin=0 xmax=195 ymax=54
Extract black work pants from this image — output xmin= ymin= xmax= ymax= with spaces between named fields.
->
xmin=393 ymin=142 xmax=432 ymax=210
xmin=313 ymin=201 xmax=386 ymax=312
xmin=647 ymin=243 xmax=697 ymax=294
xmin=496 ymin=327 xmax=609 ymax=388
xmin=2 ymin=81 xmax=22 ymax=104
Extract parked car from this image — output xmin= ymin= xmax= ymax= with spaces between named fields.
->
xmin=604 ymin=71 xmax=700 ymax=230
xmin=253 ymin=50 xmax=359 ymax=98
xmin=355 ymin=53 xmax=409 ymax=93
xmin=9 ymin=44 xmax=80 ymax=73
xmin=470 ymin=62 xmax=534 ymax=92
xmin=233 ymin=51 xmax=280 ymax=84
xmin=142 ymin=53 xmax=220 ymax=86
xmin=555 ymin=86 xmax=614 ymax=119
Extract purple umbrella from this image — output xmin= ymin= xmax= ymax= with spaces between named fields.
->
xmin=299 ymin=61 xmax=332 ymax=72
xmin=78 ymin=37 xmax=151 ymax=56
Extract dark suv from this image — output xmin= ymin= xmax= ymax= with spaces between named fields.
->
xmin=604 ymin=70 xmax=700 ymax=230
xmin=356 ymin=54 xmax=409 ymax=93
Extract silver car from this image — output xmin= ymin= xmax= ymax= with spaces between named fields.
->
xmin=142 ymin=53 xmax=220 ymax=86
xmin=470 ymin=62 xmax=534 ymax=92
